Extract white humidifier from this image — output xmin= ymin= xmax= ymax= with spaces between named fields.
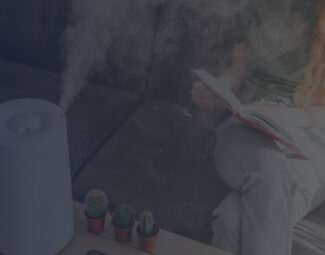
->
xmin=0 ymin=99 xmax=74 ymax=255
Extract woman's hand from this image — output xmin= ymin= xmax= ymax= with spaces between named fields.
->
xmin=192 ymin=42 xmax=246 ymax=109
xmin=191 ymin=68 xmax=244 ymax=109
xmin=191 ymin=81 xmax=219 ymax=109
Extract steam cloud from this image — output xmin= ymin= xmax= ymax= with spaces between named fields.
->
xmin=60 ymin=0 xmax=239 ymax=112
xmin=60 ymin=0 xmax=113 ymax=112
xmin=59 ymin=0 xmax=301 ymax=111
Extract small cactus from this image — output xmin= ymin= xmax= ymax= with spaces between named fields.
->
xmin=85 ymin=189 xmax=108 ymax=219
xmin=113 ymin=204 xmax=135 ymax=229
xmin=139 ymin=211 xmax=154 ymax=236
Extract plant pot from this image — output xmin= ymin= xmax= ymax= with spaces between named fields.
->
xmin=85 ymin=211 xmax=106 ymax=234
xmin=137 ymin=224 xmax=160 ymax=252
xmin=113 ymin=224 xmax=134 ymax=243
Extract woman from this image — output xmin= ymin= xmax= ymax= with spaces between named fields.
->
xmin=192 ymin=1 xmax=325 ymax=254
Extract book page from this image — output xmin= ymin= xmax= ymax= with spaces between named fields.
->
xmin=193 ymin=69 xmax=242 ymax=113
xmin=239 ymin=110 xmax=306 ymax=157
xmin=243 ymin=104 xmax=325 ymax=128
xmin=243 ymin=111 xmax=294 ymax=143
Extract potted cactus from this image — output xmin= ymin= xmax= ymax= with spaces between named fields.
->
xmin=137 ymin=211 xmax=160 ymax=252
xmin=112 ymin=204 xmax=135 ymax=243
xmin=84 ymin=189 xmax=108 ymax=234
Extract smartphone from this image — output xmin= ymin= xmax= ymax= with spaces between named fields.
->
xmin=87 ymin=250 xmax=108 ymax=255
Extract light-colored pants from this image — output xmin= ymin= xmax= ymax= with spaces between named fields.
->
xmin=212 ymin=116 xmax=325 ymax=255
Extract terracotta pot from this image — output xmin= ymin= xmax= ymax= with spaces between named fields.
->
xmin=114 ymin=224 xmax=134 ymax=243
xmin=137 ymin=224 xmax=160 ymax=252
xmin=85 ymin=211 xmax=106 ymax=234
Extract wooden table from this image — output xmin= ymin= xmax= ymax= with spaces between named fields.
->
xmin=58 ymin=201 xmax=233 ymax=255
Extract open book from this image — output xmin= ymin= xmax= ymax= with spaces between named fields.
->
xmin=193 ymin=69 xmax=306 ymax=158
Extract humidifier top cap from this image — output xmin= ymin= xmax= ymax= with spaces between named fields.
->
xmin=0 ymin=98 xmax=65 ymax=146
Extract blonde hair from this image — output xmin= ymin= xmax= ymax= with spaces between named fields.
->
xmin=294 ymin=1 xmax=325 ymax=107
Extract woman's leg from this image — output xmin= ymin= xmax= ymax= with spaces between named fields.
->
xmin=212 ymin=191 xmax=241 ymax=254
xmin=213 ymin=116 xmax=325 ymax=255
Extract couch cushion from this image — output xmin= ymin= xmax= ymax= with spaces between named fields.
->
xmin=0 ymin=0 xmax=68 ymax=70
xmin=73 ymin=98 xmax=231 ymax=243
xmin=0 ymin=59 xmax=141 ymax=177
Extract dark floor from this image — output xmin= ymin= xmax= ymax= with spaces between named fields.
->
xmin=0 ymin=59 xmax=231 ymax=244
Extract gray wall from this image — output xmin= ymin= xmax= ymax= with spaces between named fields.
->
xmin=0 ymin=0 xmax=68 ymax=71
